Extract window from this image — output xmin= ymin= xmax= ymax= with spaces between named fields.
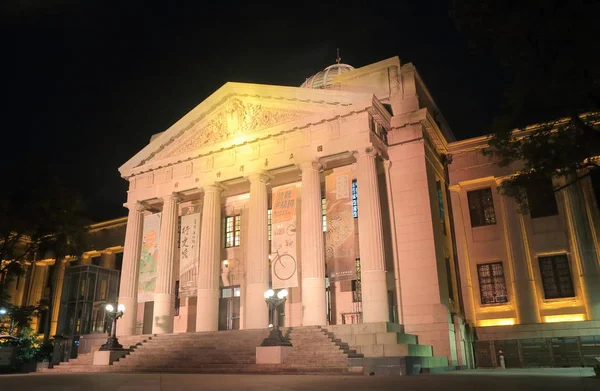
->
xmin=91 ymin=256 xmax=101 ymax=266
xmin=526 ymin=179 xmax=558 ymax=218
xmin=538 ymin=254 xmax=575 ymax=299
xmin=436 ymin=180 xmax=446 ymax=235
xmin=445 ymin=257 xmax=454 ymax=301
xmin=322 ymin=198 xmax=327 ymax=232
xmin=224 ymin=215 xmax=241 ymax=248
xmin=267 ymin=209 xmax=272 ymax=241
xmin=352 ymin=180 xmax=358 ymax=218
xmin=477 ymin=262 xmax=508 ymax=304
xmin=352 ymin=258 xmax=362 ymax=302
xmin=467 ymin=188 xmax=497 ymax=227
xmin=369 ymin=115 xmax=388 ymax=143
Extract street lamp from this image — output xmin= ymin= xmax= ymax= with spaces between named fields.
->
xmin=99 ymin=303 xmax=126 ymax=351
xmin=260 ymin=289 xmax=292 ymax=347
xmin=0 ymin=307 xmax=7 ymax=315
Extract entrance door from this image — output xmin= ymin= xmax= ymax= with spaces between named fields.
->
xmin=218 ymin=286 xmax=240 ymax=330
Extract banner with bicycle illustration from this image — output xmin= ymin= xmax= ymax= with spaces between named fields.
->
xmin=270 ymin=184 xmax=299 ymax=289
xmin=325 ymin=171 xmax=356 ymax=282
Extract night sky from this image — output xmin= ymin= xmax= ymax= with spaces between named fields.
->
xmin=2 ymin=1 xmax=508 ymax=222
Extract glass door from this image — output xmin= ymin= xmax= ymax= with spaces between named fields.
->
xmin=218 ymin=286 xmax=240 ymax=330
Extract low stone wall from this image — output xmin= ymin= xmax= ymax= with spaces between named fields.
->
xmin=476 ymin=320 xmax=600 ymax=340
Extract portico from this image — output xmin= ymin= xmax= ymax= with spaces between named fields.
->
xmin=116 ymin=57 xmax=466 ymax=367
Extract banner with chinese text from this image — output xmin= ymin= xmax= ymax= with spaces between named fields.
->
xmin=325 ymin=171 xmax=356 ymax=282
xmin=138 ymin=212 xmax=161 ymax=303
xmin=179 ymin=204 xmax=202 ymax=297
xmin=271 ymin=184 xmax=299 ymax=289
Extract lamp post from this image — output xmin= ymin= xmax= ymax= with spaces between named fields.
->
xmin=260 ymin=289 xmax=292 ymax=347
xmin=99 ymin=304 xmax=126 ymax=351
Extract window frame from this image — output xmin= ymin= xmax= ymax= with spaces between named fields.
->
xmin=352 ymin=179 xmax=358 ymax=218
xmin=436 ymin=180 xmax=447 ymax=235
xmin=224 ymin=215 xmax=241 ymax=248
xmin=467 ymin=187 xmax=497 ymax=227
xmin=538 ymin=254 xmax=575 ymax=300
xmin=526 ymin=179 xmax=559 ymax=219
xmin=476 ymin=262 xmax=509 ymax=305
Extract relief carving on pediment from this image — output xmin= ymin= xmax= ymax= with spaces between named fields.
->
xmin=163 ymin=99 xmax=308 ymax=159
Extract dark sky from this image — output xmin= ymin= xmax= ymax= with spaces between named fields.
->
xmin=2 ymin=0 xmax=508 ymax=222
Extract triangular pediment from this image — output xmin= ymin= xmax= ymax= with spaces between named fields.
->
xmin=156 ymin=97 xmax=313 ymax=160
xmin=120 ymin=82 xmax=373 ymax=177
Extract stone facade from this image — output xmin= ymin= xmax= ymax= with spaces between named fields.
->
xmin=448 ymin=127 xmax=600 ymax=345
xmin=116 ymin=57 xmax=468 ymax=367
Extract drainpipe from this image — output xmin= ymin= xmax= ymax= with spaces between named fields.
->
xmin=383 ymin=160 xmax=404 ymax=325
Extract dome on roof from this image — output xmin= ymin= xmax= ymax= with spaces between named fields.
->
xmin=300 ymin=63 xmax=355 ymax=89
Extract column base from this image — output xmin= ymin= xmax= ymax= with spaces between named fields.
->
xmin=116 ymin=297 xmax=137 ymax=336
xmin=245 ymin=283 xmax=269 ymax=329
xmin=302 ymin=277 xmax=327 ymax=326
xmin=362 ymin=270 xmax=390 ymax=323
xmin=196 ymin=288 xmax=219 ymax=332
xmin=93 ymin=349 xmax=130 ymax=366
xmin=152 ymin=293 xmax=175 ymax=334
xmin=256 ymin=346 xmax=293 ymax=364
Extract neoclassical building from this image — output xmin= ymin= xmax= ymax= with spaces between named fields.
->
xmin=116 ymin=56 xmax=468 ymax=365
xmin=5 ymin=56 xmax=599 ymax=368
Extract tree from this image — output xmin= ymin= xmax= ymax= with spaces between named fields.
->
xmin=452 ymin=0 xmax=600 ymax=210
xmin=0 ymin=165 xmax=88 ymax=341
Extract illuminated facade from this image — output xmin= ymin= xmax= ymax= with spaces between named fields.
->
xmin=448 ymin=125 xmax=600 ymax=348
xmin=2 ymin=218 xmax=126 ymax=338
xmin=116 ymin=57 xmax=470 ymax=366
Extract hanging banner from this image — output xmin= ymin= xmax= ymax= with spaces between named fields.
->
xmin=271 ymin=184 xmax=299 ymax=289
xmin=325 ymin=171 xmax=356 ymax=282
xmin=138 ymin=212 xmax=161 ymax=303
xmin=179 ymin=204 xmax=202 ymax=297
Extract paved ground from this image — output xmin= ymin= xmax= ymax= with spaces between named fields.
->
xmin=0 ymin=369 xmax=598 ymax=391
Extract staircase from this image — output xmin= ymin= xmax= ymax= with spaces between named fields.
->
xmin=43 ymin=327 xmax=362 ymax=374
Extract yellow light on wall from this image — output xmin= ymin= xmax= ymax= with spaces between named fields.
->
xmin=543 ymin=314 xmax=586 ymax=323
xmin=478 ymin=318 xmax=516 ymax=327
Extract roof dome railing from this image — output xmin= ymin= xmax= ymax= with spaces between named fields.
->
xmin=300 ymin=63 xmax=355 ymax=89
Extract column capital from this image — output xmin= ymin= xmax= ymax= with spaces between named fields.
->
xmin=355 ymin=146 xmax=380 ymax=160
xmin=298 ymin=161 xmax=322 ymax=172
xmin=124 ymin=201 xmax=146 ymax=212
xmin=162 ymin=193 xmax=183 ymax=203
xmin=246 ymin=172 xmax=272 ymax=184
xmin=202 ymin=183 xmax=226 ymax=193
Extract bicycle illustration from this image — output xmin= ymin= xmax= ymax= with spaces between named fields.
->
xmin=271 ymin=249 xmax=297 ymax=281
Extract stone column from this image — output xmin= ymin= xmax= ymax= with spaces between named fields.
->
xmin=196 ymin=185 xmax=222 ymax=332
xmin=50 ymin=259 xmax=66 ymax=336
xmin=245 ymin=173 xmax=270 ymax=329
xmin=355 ymin=148 xmax=390 ymax=323
xmin=299 ymin=161 xmax=327 ymax=326
xmin=153 ymin=193 xmax=180 ymax=334
xmin=498 ymin=193 xmax=541 ymax=324
xmin=563 ymin=181 xmax=600 ymax=320
xmin=116 ymin=202 xmax=145 ymax=336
